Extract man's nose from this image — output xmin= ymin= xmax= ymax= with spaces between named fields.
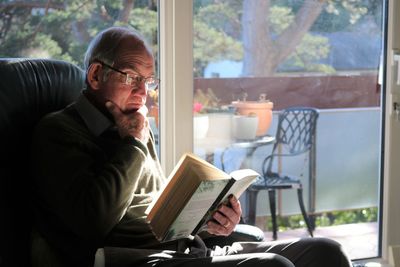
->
xmin=134 ymin=82 xmax=147 ymax=95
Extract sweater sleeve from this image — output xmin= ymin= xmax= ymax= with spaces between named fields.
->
xmin=31 ymin=111 xmax=163 ymax=245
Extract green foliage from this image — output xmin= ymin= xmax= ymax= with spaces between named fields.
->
xmin=128 ymin=8 xmax=159 ymax=67
xmin=0 ymin=0 xmax=157 ymax=67
xmin=193 ymin=2 xmax=243 ymax=76
xmin=274 ymin=0 xmax=372 ymax=32
xmin=196 ymin=2 xmax=241 ymax=37
xmin=269 ymin=6 xmax=295 ymax=34
xmin=193 ymin=20 xmax=243 ymax=77
xmin=267 ymin=5 xmax=335 ymax=74
xmin=285 ymin=33 xmax=335 ymax=73
xmin=267 ymin=207 xmax=378 ymax=232
xmin=0 ymin=0 xmax=377 ymax=75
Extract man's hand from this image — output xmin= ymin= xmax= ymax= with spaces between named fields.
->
xmin=105 ymin=101 xmax=150 ymax=143
xmin=206 ymin=195 xmax=242 ymax=236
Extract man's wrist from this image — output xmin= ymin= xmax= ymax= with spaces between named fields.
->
xmin=122 ymin=135 xmax=148 ymax=150
xmin=122 ymin=135 xmax=137 ymax=144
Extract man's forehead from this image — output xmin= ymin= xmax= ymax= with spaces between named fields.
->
xmin=117 ymin=35 xmax=150 ymax=53
xmin=116 ymin=55 xmax=153 ymax=69
xmin=114 ymin=57 xmax=154 ymax=77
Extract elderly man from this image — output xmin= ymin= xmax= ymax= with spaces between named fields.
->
xmin=30 ymin=26 xmax=352 ymax=267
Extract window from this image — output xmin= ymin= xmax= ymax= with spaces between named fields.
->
xmin=191 ymin=0 xmax=385 ymax=260
xmin=2 ymin=0 xmax=397 ymax=264
xmin=0 ymin=0 xmax=160 ymax=135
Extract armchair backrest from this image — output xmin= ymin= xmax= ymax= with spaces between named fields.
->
xmin=0 ymin=58 xmax=84 ymax=266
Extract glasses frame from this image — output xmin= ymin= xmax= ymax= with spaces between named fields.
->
xmin=94 ymin=59 xmax=159 ymax=91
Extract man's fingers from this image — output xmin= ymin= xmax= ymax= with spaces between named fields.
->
xmin=137 ymin=105 xmax=148 ymax=117
xmin=207 ymin=218 xmax=233 ymax=236
xmin=105 ymin=101 xmax=150 ymax=143
xmin=217 ymin=200 xmax=241 ymax=225
xmin=105 ymin=101 xmax=122 ymax=119
xmin=229 ymin=195 xmax=242 ymax=218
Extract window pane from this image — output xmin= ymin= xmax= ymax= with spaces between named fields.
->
xmin=193 ymin=0 xmax=384 ymax=260
xmin=0 ymin=1 xmax=160 ymax=147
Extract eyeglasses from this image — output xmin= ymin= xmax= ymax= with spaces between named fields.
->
xmin=95 ymin=60 xmax=159 ymax=91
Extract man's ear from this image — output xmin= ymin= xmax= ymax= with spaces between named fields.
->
xmin=87 ymin=63 xmax=103 ymax=90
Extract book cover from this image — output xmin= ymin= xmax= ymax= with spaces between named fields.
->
xmin=145 ymin=153 xmax=260 ymax=242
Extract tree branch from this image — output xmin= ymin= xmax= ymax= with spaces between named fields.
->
xmin=0 ymin=1 xmax=64 ymax=10
xmin=29 ymin=0 xmax=52 ymax=41
xmin=118 ymin=0 xmax=134 ymax=24
xmin=275 ymin=0 xmax=325 ymax=63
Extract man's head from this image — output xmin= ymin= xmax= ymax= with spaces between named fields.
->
xmin=84 ymin=26 xmax=156 ymax=113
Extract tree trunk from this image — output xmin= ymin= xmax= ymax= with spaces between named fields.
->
xmin=242 ymin=0 xmax=325 ymax=77
xmin=118 ymin=0 xmax=135 ymax=23
xmin=71 ymin=19 xmax=91 ymax=45
xmin=242 ymin=0 xmax=273 ymax=76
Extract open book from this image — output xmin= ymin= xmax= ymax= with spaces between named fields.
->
xmin=145 ymin=153 xmax=260 ymax=242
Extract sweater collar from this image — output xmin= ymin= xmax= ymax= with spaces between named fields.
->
xmin=74 ymin=93 xmax=113 ymax=136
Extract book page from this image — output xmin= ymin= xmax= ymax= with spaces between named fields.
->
xmin=222 ymin=169 xmax=260 ymax=202
xmin=162 ymin=179 xmax=229 ymax=242
xmin=194 ymin=169 xmax=260 ymax=233
xmin=146 ymin=154 xmax=259 ymax=242
xmin=145 ymin=154 xmax=197 ymax=216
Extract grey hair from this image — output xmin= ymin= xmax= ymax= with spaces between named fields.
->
xmin=83 ymin=26 xmax=152 ymax=71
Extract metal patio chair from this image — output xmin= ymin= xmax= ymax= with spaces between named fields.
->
xmin=247 ymin=107 xmax=319 ymax=240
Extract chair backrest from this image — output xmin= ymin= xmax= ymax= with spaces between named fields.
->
xmin=263 ymin=107 xmax=319 ymax=176
xmin=0 ymin=58 xmax=84 ymax=266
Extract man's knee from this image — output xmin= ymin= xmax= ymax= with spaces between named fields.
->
xmin=306 ymin=237 xmax=344 ymax=255
xmin=239 ymin=253 xmax=295 ymax=267
xmin=300 ymin=237 xmax=351 ymax=266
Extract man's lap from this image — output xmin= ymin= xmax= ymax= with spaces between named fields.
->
xmin=103 ymin=237 xmax=352 ymax=267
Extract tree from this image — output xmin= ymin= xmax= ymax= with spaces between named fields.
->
xmin=0 ymin=0 xmax=157 ymax=66
xmin=193 ymin=2 xmax=243 ymax=76
xmin=241 ymin=0 xmax=370 ymax=76
xmin=0 ymin=0 xmax=377 ymax=77
xmin=193 ymin=0 xmax=374 ymax=76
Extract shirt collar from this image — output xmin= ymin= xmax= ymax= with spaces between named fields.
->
xmin=74 ymin=93 xmax=113 ymax=136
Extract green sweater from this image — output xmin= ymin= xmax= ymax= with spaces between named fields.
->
xmin=31 ymin=94 xmax=167 ymax=265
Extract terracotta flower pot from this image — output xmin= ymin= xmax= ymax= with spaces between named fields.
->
xmin=231 ymin=101 xmax=274 ymax=136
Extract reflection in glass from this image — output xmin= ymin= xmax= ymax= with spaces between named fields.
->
xmin=193 ymin=0 xmax=384 ymax=260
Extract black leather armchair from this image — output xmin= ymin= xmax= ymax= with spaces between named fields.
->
xmin=0 ymin=58 xmax=83 ymax=266
xmin=0 ymin=58 xmax=264 ymax=266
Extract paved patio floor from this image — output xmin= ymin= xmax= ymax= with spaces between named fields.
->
xmin=262 ymin=222 xmax=379 ymax=260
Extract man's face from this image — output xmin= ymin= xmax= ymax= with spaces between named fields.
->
xmin=96 ymin=41 xmax=155 ymax=114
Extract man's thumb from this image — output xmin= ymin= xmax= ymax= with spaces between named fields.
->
xmin=137 ymin=105 xmax=148 ymax=117
xmin=105 ymin=101 xmax=120 ymax=116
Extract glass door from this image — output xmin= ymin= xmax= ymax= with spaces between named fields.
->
xmin=192 ymin=0 xmax=385 ymax=260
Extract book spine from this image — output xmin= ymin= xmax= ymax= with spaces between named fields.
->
xmin=190 ymin=178 xmax=235 ymax=235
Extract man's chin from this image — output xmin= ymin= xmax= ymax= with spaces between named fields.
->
xmin=123 ymin=108 xmax=139 ymax=114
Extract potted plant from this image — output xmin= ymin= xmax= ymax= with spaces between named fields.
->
xmin=194 ymin=88 xmax=234 ymax=140
xmin=232 ymin=113 xmax=258 ymax=140
xmin=231 ymin=93 xmax=274 ymax=136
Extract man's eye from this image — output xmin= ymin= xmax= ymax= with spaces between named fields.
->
xmin=126 ymin=76 xmax=134 ymax=84
xmin=135 ymin=76 xmax=144 ymax=83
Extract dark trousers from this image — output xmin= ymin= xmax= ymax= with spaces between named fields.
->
xmin=105 ymin=237 xmax=352 ymax=267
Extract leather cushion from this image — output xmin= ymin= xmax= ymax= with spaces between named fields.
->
xmin=0 ymin=58 xmax=84 ymax=266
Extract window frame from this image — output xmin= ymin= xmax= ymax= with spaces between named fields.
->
xmin=159 ymin=0 xmax=398 ymax=264
xmin=159 ymin=0 xmax=193 ymax=174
